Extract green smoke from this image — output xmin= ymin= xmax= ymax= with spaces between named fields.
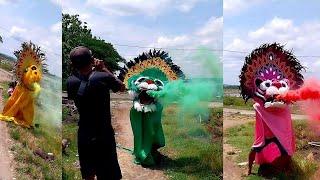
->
xmin=147 ymin=47 xmax=222 ymax=117
xmin=194 ymin=46 xmax=223 ymax=78
xmin=36 ymin=75 xmax=62 ymax=127
xmin=148 ymin=79 xmax=215 ymax=116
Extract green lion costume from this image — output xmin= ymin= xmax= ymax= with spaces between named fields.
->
xmin=118 ymin=50 xmax=185 ymax=165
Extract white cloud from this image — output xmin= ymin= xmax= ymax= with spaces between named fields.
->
xmin=224 ymin=17 xmax=320 ymax=84
xmin=3 ymin=25 xmax=61 ymax=76
xmin=224 ymin=0 xmax=265 ymax=15
xmin=0 ymin=2 xmax=61 ymax=76
xmin=153 ymin=35 xmax=190 ymax=47
xmin=86 ymin=0 xmax=170 ymax=16
xmin=61 ymin=1 xmax=221 ymax=77
xmin=195 ymin=16 xmax=223 ymax=49
xmin=248 ymin=17 xmax=295 ymax=39
xmin=176 ymin=0 xmax=201 ymax=12
xmin=224 ymin=62 xmax=239 ymax=68
xmin=0 ymin=0 xmax=12 ymax=5
xmin=226 ymin=17 xmax=320 ymax=53
xmin=196 ymin=16 xmax=223 ymax=36
xmin=50 ymin=0 xmax=62 ymax=7
xmin=146 ymin=16 xmax=223 ymax=77
xmin=86 ymin=0 xmax=201 ymax=16
xmin=311 ymin=59 xmax=320 ymax=73
xmin=50 ymin=21 xmax=61 ymax=33
xmin=150 ymin=16 xmax=223 ymax=49
xmin=246 ymin=17 xmax=320 ymax=52
xmin=0 ymin=0 xmax=21 ymax=6
xmin=9 ymin=26 xmax=27 ymax=36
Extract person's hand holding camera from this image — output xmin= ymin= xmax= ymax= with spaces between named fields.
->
xmin=93 ymin=58 xmax=110 ymax=73
xmin=93 ymin=58 xmax=126 ymax=92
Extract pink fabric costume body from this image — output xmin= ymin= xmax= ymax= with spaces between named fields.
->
xmin=252 ymin=100 xmax=295 ymax=164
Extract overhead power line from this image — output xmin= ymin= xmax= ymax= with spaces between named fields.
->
xmin=113 ymin=43 xmax=320 ymax=58
xmin=113 ymin=43 xmax=225 ymax=52
xmin=1 ymin=26 xmax=319 ymax=58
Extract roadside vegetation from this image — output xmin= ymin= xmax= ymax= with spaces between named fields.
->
xmin=225 ymin=120 xmax=319 ymax=179
xmin=160 ymin=107 xmax=223 ymax=179
xmin=1 ymin=76 xmax=62 ymax=179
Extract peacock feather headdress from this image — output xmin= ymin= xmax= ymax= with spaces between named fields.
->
xmin=239 ymin=43 xmax=304 ymax=102
xmin=118 ymin=49 xmax=185 ymax=89
xmin=13 ymin=41 xmax=45 ymax=81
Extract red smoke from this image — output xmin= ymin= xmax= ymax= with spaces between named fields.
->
xmin=277 ymin=78 xmax=320 ymax=122
xmin=277 ymin=78 xmax=320 ymax=102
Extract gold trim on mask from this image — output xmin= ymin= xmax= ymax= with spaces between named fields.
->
xmin=123 ymin=57 xmax=178 ymax=87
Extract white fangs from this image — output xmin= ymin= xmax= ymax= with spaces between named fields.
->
xmin=133 ymin=101 xmax=156 ymax=112
xmin=264 ymin=101 xmax=286 ymax=108
xmin=128 ymin=90 xmax=138 ymax=98
xmin=137 ymin=82 xmax=158 ymax=91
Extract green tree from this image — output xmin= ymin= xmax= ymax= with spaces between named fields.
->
xmin=62 ymin=14 xmax=124 ymax=88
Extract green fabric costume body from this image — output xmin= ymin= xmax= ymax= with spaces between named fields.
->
xmin=130 ymin=102 xmax=164 ymax=165
xmin=118 ymin=50 xmax=185 ymax=166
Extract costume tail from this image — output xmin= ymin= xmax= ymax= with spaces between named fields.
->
xmin=0 ymin=114 xmax=32 ymax=128
xmin=0 ymin=114 xmax=15 ymax=122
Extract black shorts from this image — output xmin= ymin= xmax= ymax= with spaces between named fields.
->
xmin=78 ymin=129 xmax=122 ymax=180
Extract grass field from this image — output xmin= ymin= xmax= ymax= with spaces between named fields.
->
xmin=1 ymin=77 xmax=62 ymax=179
xmin=8 ymin=112 xmax=62 ymax=179
xmin=225 ymin=120 xmax=319 ymax=179
xmin=223 ymin=96 xmax=254 ymax=110
xmin=62 ymin=104 xmax=222 ymax=179
xmin=160 ymin=107 xmax=223 ymax=179
xmin=62 ymin=122 xmax=81 ymax=179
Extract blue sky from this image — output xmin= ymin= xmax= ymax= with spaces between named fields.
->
xmin=224 ymin=0 xmax=320 ymax=85
xmin=0 ymin=0 xmax=61 ymax=76
xmin=2 ymin=0 xmax=317 ymax=82
xmin=62 ymin=0 xmax=223 ymax=78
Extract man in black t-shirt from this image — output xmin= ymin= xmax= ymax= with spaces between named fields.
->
xmin=67 ymin=46 xmax=124 ymax=180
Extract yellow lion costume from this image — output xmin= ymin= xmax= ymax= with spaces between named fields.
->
xmin=0 ymin=42 xmax=43 ymax=128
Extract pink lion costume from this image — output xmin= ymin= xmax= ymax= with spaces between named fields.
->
xmin=239 ymin=43 xmax=304 ymax=176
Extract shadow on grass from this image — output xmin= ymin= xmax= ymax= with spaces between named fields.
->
xmin=248 ymin=159 xmax=317 ymax=180
xmin=145 ymin=154 xmax=221 ymax=180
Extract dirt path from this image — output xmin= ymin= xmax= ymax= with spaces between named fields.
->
xmin=223 ymin=109 xmax=255 ymax=130
xmin=223 ymin=109 xmax=251 ymax=179
xmin=111 ymin=101 xmax=167 ymax=180
xmin=224 ymin=108 xmax=307 ymax=120
xmin=0 ymin=121 xmax=14 ymax=180
xmin=0 ymin=69 xmax=13 ymax=82
xmin=223 ymin=143 xmax=245 ymax=180
xmin=0 ymin=86 xmax=14 ymax=180
xmin=223 ymin=107 xmax=307 ymax=130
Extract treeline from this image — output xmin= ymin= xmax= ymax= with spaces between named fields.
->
xmin=0 ymin=53 xmax=15 ymax=72
xmin=62 ymin=14 xmax=125 ymax=89
xmin=0 ymin=53 xmax=16 ymax=62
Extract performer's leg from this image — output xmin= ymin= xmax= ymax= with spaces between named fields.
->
xmin=83 ymin=175 xmax=95 ymax=180
xmin=150 ymin=104 xmax=165 ymax=164
xmin=96 ymin=135 xmax=122 ymax=180
xmin=130 ymin=108 xmax=156 ymax=165
xmin=130 ymin=108 xmax=142 ymax=160
xmin=151 ymin=103 xmax=165 ymax=148
xmin=78 ymin=129 xmax=96 ymax=179
xmin=248 ymin=149 xmax=256 ymax=175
